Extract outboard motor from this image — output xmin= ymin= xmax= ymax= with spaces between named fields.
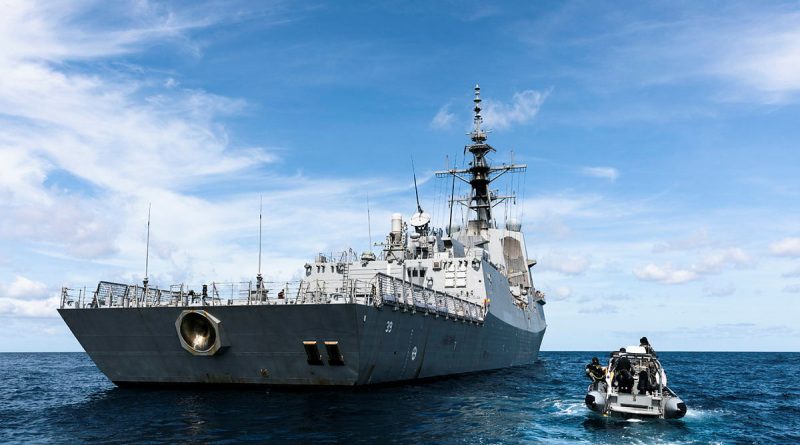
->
xmin=664 ymin=397 xmax=687 ymax=419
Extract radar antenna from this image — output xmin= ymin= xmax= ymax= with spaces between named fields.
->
xmin=435 ymin=84 xmax=528 ymax=236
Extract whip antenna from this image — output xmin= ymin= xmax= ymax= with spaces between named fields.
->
xmin=412 ymin=156 xmax=423 ymax=214
xmin=257 ymin=195 xmax=263 ymax=285
xmin=144 ymin=203 xmax=151 ymax=290
xmin=367 ymin=192 xmax=373 ymax=250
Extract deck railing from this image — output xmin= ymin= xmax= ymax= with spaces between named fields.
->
xmin=60 ymin=273 xmax=486 ymax=322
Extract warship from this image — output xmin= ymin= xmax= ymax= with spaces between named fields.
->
xmin=58 ymin=85 xmax=548 ymax=386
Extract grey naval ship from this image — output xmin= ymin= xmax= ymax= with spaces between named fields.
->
xmin=59 ymin=86 xmax=548 ymax=386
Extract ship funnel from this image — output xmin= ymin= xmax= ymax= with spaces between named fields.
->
xmin=176 ymin=310 xmax=226 ymax=355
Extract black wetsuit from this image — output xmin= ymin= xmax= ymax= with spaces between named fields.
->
xmin=615 ymin=356 xmax=634 ymax=393
xmin=616 ymin=356 xmax=631 ymax=372
xmin=586 ymin=363 xmax=605 ymax=382
xmin=637 ymin=370 xmax=654 ymax=394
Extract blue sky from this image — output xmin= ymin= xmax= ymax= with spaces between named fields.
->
xmin=1 ymin=0 xmax=799 ymax=351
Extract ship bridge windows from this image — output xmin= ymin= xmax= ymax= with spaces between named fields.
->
xmin=406 ymin=268 xmax=427 ymax=278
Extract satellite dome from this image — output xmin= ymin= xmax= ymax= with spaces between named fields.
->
xmin=505 ymin=218 xmax=522 ymax=231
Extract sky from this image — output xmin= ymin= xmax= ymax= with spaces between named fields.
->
xmin=1 ymin=0 xmax=799 ymax=352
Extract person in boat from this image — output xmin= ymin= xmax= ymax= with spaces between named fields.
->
xmin=637 ymin=369 xmax=654 ymax=395
xmin=614 ymin=348 xmax=634 ymax=393
xmin=585 ymin=357 xmax=606 ymax=383
xmin=640 ymin=336 xmax=657 ymax=356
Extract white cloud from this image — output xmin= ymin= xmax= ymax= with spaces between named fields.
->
xmin=0 ymin=296 xmax=60 ymax=318
xmin=770 ymin=238 xmax=800 ymax=257
xmin=1 ymin=276 xmax=49 ymax=300
xmin=695 ymin=248 xmax=751 ymax=274
xmin=0 ymin=275 xmax=58 ymax=318
xmin=634 ymin=247 xmax=751 ymax=285
xmin=540 ymin=251 xmax=590 ymax=275
xmin=552 ymin=286 xmax=572 ymax=299
xmin=0 ymin=1 xmax=410 ymax=291
xmin=430 ymin=105 xmax=455 ymax=129
xmin=711 ymin=12 xmax=800 ymax=100
xmin=581 ymin=166 xmax=619 ymax=181
xmin=482 ymin=89 xmax=547 ymax=130
xmin=633 ymin=263 xmax=698 ymax=284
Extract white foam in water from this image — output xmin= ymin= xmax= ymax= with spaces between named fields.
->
xmin=552 ymin=400 xmax=584 ymax=416
xmin=683 ymin=407 xmax=729 ymax=420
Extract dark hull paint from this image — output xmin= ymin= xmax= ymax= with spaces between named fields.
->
xmin=59 ymin=304 xmax=545 ymax=386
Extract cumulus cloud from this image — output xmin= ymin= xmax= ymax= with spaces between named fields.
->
xmin=0 ymin=275 xmax=58 ymax=318
xmin=633 ymin=263 xmax=698 ymax=284
xmin=635 ymin=247 xmax=751 ymax=285
xmin=482 ymin=89 xmax=547 ymax=130
xmin=770 ymin=237 xmax=800 ymax=257
xmin=0 ymin=296 xmax=61 ymax=318
xmin=430 ymin=104 xmax=455 ymax=129
xmin=695 ymin=248 xmax=751 ymax=274
xmin=581 ymin=166 xmax=619 ymax=181
xmin=540 ymin=251 xmax=590 ymax=275
xmin=1 ymin=276 xmax=49 ymax=300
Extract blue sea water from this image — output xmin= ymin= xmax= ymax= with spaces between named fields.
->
xmin=1 ymin=352 xmax=798 ymax=444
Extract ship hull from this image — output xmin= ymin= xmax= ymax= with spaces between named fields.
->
xmin=59 ymin=304 xmax=544 ymax=386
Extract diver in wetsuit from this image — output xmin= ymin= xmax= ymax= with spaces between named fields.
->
xmin=640 ymin=336 xmax=657 ymax=356
xmin=637 ymin=369 xmax=655 ymax=394
xmin=585 ymin=357 xmax=606 ymax=382
xmin=614 ymin=349 xmax=634 ymax=393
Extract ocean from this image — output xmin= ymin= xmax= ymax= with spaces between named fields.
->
xmin=1 ymin=352 xmax=797 ymax=444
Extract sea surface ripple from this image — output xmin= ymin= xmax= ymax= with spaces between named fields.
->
xmin=1 ymin=352 xmax=797 ymax=444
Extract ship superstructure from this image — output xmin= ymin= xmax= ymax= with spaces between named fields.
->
xmin=58 ymin=86 xmax=547 ymax=386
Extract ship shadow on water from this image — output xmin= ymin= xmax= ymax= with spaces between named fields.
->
xmin=45 ymin=363 xmax=545 ymax=443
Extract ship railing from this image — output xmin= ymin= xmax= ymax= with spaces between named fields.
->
xmin=59 ymin=276 xmax=487 ymax=322
xmin=60 ymin=278 xmax=379 ymax=309
xmin=373 ymin=273 xmax=485 ymax=323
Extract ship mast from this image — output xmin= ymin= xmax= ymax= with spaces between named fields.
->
xmin=436 ymin=85 xmax=527 ymax=237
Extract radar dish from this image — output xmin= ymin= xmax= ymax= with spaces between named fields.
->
xmin=410 ymin=211 xmax=431 ymax=227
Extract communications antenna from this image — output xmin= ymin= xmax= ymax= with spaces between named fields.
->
xmin=257 ymin=195 xmax=263 ymax=290
xmin=144 ymin=203 xmax=151 ymax=292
